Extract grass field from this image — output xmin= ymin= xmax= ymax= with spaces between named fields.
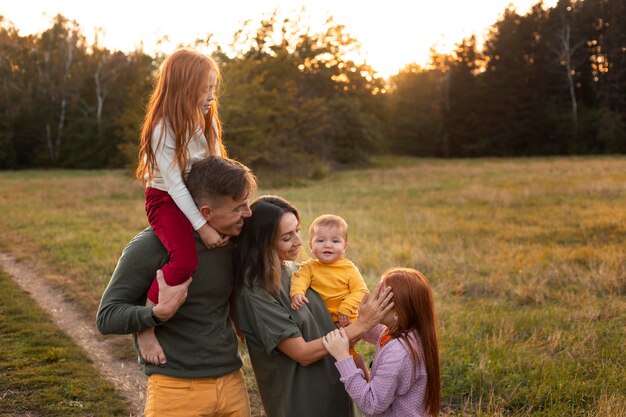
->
xmin=0 ymin=270 xmax=128 ymax=416
xmin=0 ymin=156 xmax=624 ymax=416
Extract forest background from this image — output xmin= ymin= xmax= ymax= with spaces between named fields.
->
xmin=0 ymin=0 xmax=625 ymax=177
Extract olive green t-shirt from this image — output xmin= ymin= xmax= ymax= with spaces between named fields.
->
xmin=96 ymin=228 xmax=242 ymax=378
xmin=236 ymin=262 xmax=352 ymax=417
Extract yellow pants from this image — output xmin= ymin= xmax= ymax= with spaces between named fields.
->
xmin=145 ymin=370 xmax=251 ymax=417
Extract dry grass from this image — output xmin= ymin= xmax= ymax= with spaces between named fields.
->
xmin=0 ymin=156 xmax=624 ymax=416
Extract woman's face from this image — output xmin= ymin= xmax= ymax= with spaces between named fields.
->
xmin=274 ymin=212 xmax=302 ymax=261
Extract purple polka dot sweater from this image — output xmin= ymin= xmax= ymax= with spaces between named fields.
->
xmin=334 ymin=326 xmax=428 ymax=417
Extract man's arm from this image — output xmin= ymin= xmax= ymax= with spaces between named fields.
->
xmin=96 ymin=230 xmax=178 ymax=335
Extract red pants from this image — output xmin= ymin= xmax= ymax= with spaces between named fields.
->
xmin=145 ymin=187 xmax=198 ymax=303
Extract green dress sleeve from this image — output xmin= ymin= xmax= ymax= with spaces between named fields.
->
xmin=240 ymin=286 xmax=302 ymax=354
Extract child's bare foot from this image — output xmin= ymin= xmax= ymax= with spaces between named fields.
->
xmin=137 ymin=327 xmax=167 ymax=365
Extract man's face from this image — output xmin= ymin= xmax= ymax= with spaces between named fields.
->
xmin=206 ymin=194 xmax=252 ymax=237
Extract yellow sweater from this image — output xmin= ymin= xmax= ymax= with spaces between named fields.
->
xmin=290 ymin=258 xmax=368 ymax=322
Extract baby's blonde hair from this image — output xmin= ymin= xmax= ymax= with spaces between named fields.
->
xmin=309 ymin=214 xmax=348 ymax=243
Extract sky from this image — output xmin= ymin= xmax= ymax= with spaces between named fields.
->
xmin=2 ymin=0 xmax=557 ymax=78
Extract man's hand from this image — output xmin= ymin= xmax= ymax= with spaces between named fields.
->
xmin=152 ymin=270 xmax=192 ymax=322
xmin=290 ymin=293 xmax=309 ymax=310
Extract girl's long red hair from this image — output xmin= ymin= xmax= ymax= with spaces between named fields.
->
xmin=382 ymin=268 xmax=440 ymax=417
xmin=136 ymin=48 xmax=227 ymax=183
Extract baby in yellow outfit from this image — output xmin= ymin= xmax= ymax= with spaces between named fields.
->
xmin=290 ymin=214 xmax=370 ymax=377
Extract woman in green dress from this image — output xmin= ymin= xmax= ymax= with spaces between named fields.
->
xmin=234 ymin=195 xmax=393 ymax=417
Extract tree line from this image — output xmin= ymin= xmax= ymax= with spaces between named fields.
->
xmin=0 ymin=0 xmax=624 ymax=175
xmin=389 ymin=0 xmax=625 ymax=157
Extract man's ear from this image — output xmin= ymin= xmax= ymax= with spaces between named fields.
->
xmin=199 ymin=204 xmax=214 ymax=220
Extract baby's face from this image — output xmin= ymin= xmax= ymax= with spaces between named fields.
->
xmin=310 ymin=226 xmax=347 ymax=264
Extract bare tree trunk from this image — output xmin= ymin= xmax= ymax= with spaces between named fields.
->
xmin=93 ymin=50 xmax=130 ymax=141
xmin=95 ymin=70 xmax=104 ymax=123
xmin=560 ymin=21 xmax=579 ymax=139
xmin=440 ymin=70 xmax=451 ymax=157
xmin=40 ymin=52 xmax=57 ymax=162
xmin=56 ymin=97 xmax=66 ymax=160
xmin=52 ymin=30 xmax=77 ymax=162
xmin=94 ymin=61 xmax=106 ymax=139
xmin=53 ymin=30 xmax=76 ymax=162
xmin=93 ymin=29 xmax=106 ymax=139
xmin=46 ymin=123 xmax=54 ymax=160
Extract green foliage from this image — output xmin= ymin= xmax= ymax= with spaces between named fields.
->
xmin=384 ymin=0 xmax=626 ymax=158
xmin=1 ymin=1 xmax=625 ymax=171
xmin=387 ymin=66 xmax=445 ymax=155
xmin=595 ymin=107 xmax=626 ymax=152
xmin=0 ymin=11 xmax=386 ymax=174
xmin=0 ymin=15 xmax=153 ymax=170
xmin=219 ymin=13 xmax=385 ymax=176
xmin=0 ymin=270 xmax=129 ymax=416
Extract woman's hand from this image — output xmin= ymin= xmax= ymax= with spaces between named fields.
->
xmin=322 ymin=328 xmax=351 ymax=362
xmin=357 ymin=281 xmax=394 ymax=329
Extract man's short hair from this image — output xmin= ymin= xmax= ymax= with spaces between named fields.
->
xmin=309 ymin=214 xmax=349 ymax=243
xmin=186 ymin=156 xmax=256 ymax=206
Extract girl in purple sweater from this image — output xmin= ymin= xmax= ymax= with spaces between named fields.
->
xmin=323 ymin=268 xmax=441 ymax=417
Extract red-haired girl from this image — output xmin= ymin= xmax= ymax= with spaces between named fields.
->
xmin=323 ymin=268 xmax=441 ymax=417
xmin=135 ymin=48 xmax=227 ymax=364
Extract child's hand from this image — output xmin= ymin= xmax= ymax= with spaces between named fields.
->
xmin=198 ymin=223 xmax=228 ymax=249
xmin=322 ymin=328 xmax=351 ymax=361
xmin=338 ymin=313 xmax=352 ymax=328
xmin=290 ymin=294 xmax=309 ymax=310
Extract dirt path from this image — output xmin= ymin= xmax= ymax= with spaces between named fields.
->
xmin=0 ymin=251 xmax=146 ymax=416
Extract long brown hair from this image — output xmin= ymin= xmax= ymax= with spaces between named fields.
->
xmin=234 ymin=196 xmax=300 ymax=295
xmin=136 ymin=48 xmax=226 ymax=183
xmin=382 ymin=268 xmax=440 ymax=417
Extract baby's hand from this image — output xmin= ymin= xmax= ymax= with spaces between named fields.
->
xmin=338 ymin=313 xmax=352 ymax=328
xmin=322 ymin=328 xmax=351 ymax=361
xmin=198 ymin=224 xmax=228 ymax=249
xmin=290 ymin=294 xmax=309 ymax=310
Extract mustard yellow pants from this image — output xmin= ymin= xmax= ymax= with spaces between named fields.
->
xmin=145 ymin=370 xmax=251 ymax=417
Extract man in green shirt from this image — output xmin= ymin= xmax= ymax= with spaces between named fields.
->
xmin=96 ymin=156 xmax=256 ymax=417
